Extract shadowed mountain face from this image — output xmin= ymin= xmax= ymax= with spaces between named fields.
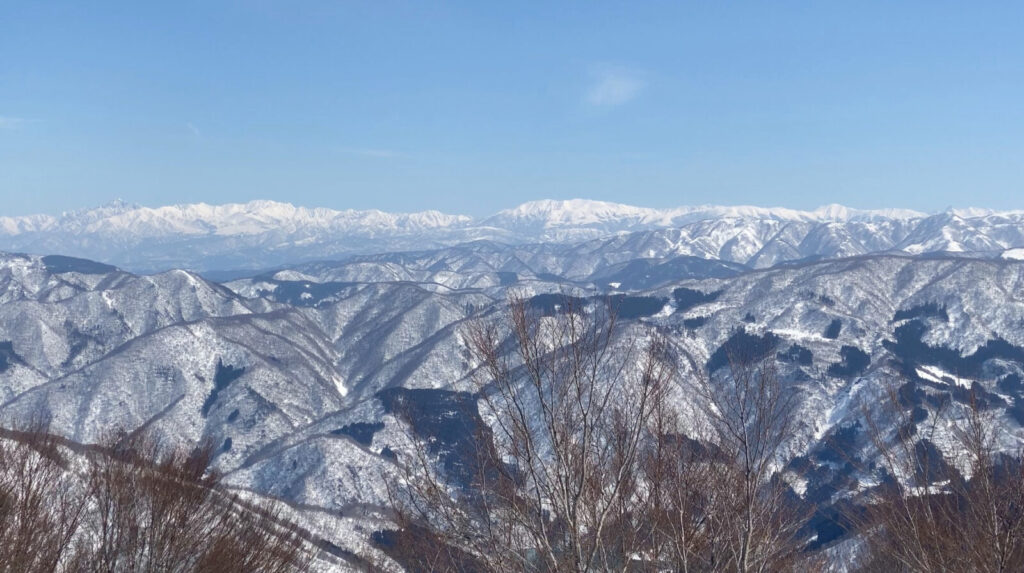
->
xmin=2 ymin=238 xmax=1024 ymax=563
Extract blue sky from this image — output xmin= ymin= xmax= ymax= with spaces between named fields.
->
xmin=2 ymin=1 xmax=1023 ymax=216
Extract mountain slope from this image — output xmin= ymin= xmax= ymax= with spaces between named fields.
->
xmin=3 ymin=243 xmax=1024 ymax=565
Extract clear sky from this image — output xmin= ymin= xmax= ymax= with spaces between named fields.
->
xmin=2 ymin=1 xmax=1023 ymax=216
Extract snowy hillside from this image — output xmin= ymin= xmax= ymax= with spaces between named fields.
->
xmin=3 ymin=243 xmax=1024 ymax=565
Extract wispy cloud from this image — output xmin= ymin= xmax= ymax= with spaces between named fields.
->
xmin=0 ymin=116 xmax=29 ymax=130
xmin=336 ymin=147 xmax=404 ymax=159
xmin=585 ymin=66 xmax=647 ymax=108
xmin=186 ymin=122 xmax=201 ymax=136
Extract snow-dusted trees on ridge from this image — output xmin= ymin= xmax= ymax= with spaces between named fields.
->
xmin=384 ymin=294 xmax=810 ymax=572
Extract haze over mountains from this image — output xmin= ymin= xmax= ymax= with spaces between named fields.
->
xmin=3 ymin=198 xmax=1023 ymax=273
xmin=2 ymin=198 xmax=1024 ymax=568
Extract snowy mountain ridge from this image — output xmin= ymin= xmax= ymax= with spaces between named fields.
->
xmin=485 ymin=198 xmax=926 ymax=228
xmin=5 ymin=198 xmax=1023 ymax=273
xmin=0 ymin=198 xmax=931 ymax=238
xmin=0 ymin=199 xmax=471 ymax=237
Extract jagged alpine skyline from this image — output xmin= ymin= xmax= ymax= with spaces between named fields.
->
xmin=2 ymin=197 xmax=1023 ymax=274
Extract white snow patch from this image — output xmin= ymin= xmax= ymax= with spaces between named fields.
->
xmin=771 ymin=328 xmax=826 ymax=342
xmin=916 ymin=365 xmax=969 ymax=388
xmin=332 ymin=374 xmax=348 ymax=397
xmin=654 ymin=302 xmax=675 ymax=318
xmin=1001 ymin=247 xmax=1024 ymax=260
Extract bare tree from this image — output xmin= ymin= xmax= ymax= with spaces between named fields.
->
xmin=386 ymin=296 xmax=812 ymax=572
xmin=689 ymin=353 xmax=807 ymax=573
xmin=640 ymin=386 xmax=731 ymax=572
xmin=0 ymin=425 xmax=88 ymax=573
xmin=387 ymin=294 xmax=675 ymax=572
xmin=856 ymin=383 xmax=1024 ymax=573
xmin=0 ymin=425 xmax=314 ymax=573
xmin=79 ymin=431 xmax=312 ymax=573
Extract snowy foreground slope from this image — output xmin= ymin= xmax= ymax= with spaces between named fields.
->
xmin=4 ymin=198 xmax=1024 ymax=272
xmin=2 ymin=237 xmax=1024 ymax=568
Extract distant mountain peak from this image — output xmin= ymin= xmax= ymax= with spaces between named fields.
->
xmin=103 ymin=198 xmax=136 ymax=209
xmin=487 ymin=199 xmax=653 ymax=228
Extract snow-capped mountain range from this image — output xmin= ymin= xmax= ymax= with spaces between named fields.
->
xmin=3 ymin=199 xmax=1024 ymax=568
xmin=3 ymin=198 xmax=1023 ymax=273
